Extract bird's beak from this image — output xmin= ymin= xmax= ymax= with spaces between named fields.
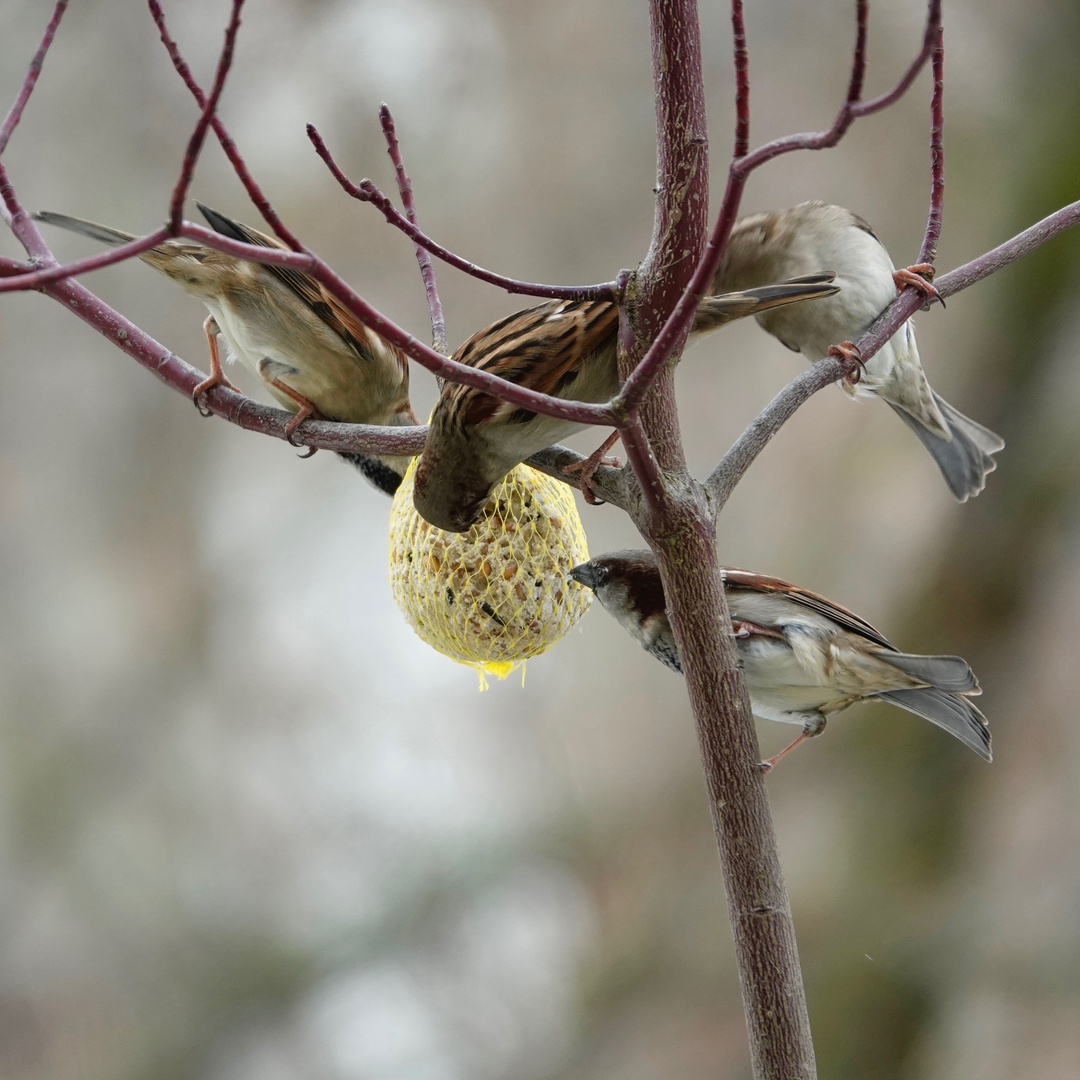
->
xmin=569 ymin=562 xmax=600 ymax=590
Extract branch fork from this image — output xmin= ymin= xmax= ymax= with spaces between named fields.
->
xmin=5 ymin=5 xmax=1080 ymax=1079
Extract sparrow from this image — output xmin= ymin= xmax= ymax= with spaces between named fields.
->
xmin=715 ymin=201 xmax=1004 ymax=501
xmin=569 ymin=549 xmax=991 ymax=769
xmin=34 ymin=206 xmax=417 ymax=494
xmin=413 ymin=274 xmax=840 ymax=532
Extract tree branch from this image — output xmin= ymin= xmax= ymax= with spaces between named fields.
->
xmin=627 ymin=3 xmax=817 ymax=1077
xmin=167 ymin=0 xmax=244 ymax=231
xmin=615 ymin=0 xmax=931 ymax=418
xmin=918 ymin=26 xmax=946 ymax=268
xmin=378 ymin=104 xmax=447 ymax=354
xmin=0 ymin=0 xmax=68 ymax=158
xmin=148 ymin=0 xmax=303 ymax=250
xmin=704 ymin=195 xmax=1080 ymax=510
xmin=307 ymin=124 xmax=619 ymax=303
xmin=731 ymin=0 xmax=750 ymax=159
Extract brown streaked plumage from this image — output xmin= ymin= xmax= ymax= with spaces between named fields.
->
xmin=413 ymin=274 xmax=840 ymax=532
xmin=34 ymin=205 xmax=417 ymax=494
xmin=569 ymin=549 xmax=992 ymax=770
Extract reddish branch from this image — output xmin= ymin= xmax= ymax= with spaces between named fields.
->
xmin=705 ymin=194 xmax=1080 ymax=509
xmin=306 ymin=124 xmax=619 ymax=303
xmin=167 ymin=0 xmax=244 ymax=231
xmin=148 ymin=0 xmax=303 ymax=250
xmin=378 ymin=104 xmax=447 ymax=354
xmin=730 ymin=0 xmax=750 ymax=157
xmin=919 ymin=28 xmax=946 ymax=268
xmin=616 ymin=0 xmax=940 ymax=418
xmin=0 ymin=0 xmax=67 ymax=157
xmin=6 ymin=6 xmax=1080 ymax=1076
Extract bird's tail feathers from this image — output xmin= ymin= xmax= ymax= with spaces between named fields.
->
xmin=33 ymin=211 xmax=137 ymax=247
xmin=888 ymin=391 xmax=1004 ymax=501
xmin=881 ymin=651 xmax=980 ymax=694
xmin=693 ymin=273 xmax=839 ymax=334
xmin=876 ymin=687 xmax=992 ymax=761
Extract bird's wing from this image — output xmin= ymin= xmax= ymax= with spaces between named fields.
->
xmin=197 ymin=203 xmax=406 ymax=377
xmin=442 ymin=300 xmax=619 ymax=429
xmin=722 ymin=568 xmax=895 ymax=650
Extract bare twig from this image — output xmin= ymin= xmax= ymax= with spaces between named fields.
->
xmin=617 ymin=0 xmax=932 ymax=417
xmin=0 ymin=229 xmax=170 ymax=292
xmin=705 ymin=14 xmax=945 ymax=513
xmin=167 ymin=0 xmax=244 ymax=231
xmin=731 ymin=0 xmax=750 ymax=159
xmin=705 ymin=195 xmax=1080 ymax=509
xmin=0 ymin=0 xmax=68 ymax=157
xmin=307 ymin=124 xmax=619 ymax=303
xmin=704 ymin=355 xmax=850 ymax=510
xmin=148 ymin=0 xmax=303 ymax=250
xmin=918 ymin=27 xmax=946 ymax=268
xmin=378 ymin=104 xmax=447 ymax=353
xmin=2 ymin=211 xmax=616 ymax=428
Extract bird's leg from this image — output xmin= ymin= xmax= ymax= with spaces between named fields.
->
xmin=258 ymin=365 xmax=324 ymax=453
xmin=563 ymin=431 xmax=622 ymax=505
xmin=828 ymin=340 xmax=865 ymax=390
xmin=893 ymin=262 xmax=943 ymax=308
xmin=193 ymin=316 xmax=239 ymax=415
xmin=755 ymin=716 xmax=826 ymax=773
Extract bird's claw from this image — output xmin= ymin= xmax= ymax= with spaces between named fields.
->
xmin=284 ymin=410 xmax=318 ymax=454
xmin=191 ymin=370 xmax=239 ymax=417
xmin=563 ymin=433 xmax=622 ymax=505
xmin=893 ymin=263 xmax=944 ymax=309
xmin=828 ymin=340 xmax=865 ymax=388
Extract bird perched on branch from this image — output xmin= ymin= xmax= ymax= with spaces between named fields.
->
xmin=34 ymin=206 xmax=416 ymax=494
xmin=413 ymin=274 xmax=840 ymax=532
xmin=569 ymin=549 xmax=991 ymax=770
xmin=716 ymin=201 xmax=1004 ymax=501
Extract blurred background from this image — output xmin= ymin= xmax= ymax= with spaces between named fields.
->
xmin=2 ymin=0 xmax=1079 ymax=1077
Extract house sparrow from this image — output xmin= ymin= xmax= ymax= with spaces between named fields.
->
xmin=715 ymin=201 xmax=1004 ymax=501
xmin=413 ymin=274 xmax=840 ymax=532
xmin=569 ymin=549 xmax=991 ymax=769
xmin=34 ymin=206 xmax=417 ymax=493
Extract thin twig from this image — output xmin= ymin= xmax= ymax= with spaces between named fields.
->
xmin=378 ymin=104 xmax=447 ymax=353
xmin=616 ymin=413 xmax=665 ymax=517
xmin=704 ymin=356 xmax=851 ymax=510
xmin=174 ymin=223 xmax=619 ymax=426
xmin=704 ymin=196 xmax=1080 ymax=509
xmin=731 ymin=0 xmax=750 ymax=159
xmin=167 ymin=0 xmax=244 ymax=231
xmin=307 ymin=124 xmax=619 ymax=303
xmin=0 ymin=0 xmax=68 ymax=157
xmin=0 ymin=202 xmax=616 ymax=428
xmin=918 ymin=26 xmax=945 ymax=267
xmin=853 ymin=0 xmax=940 ymax=117
xmin=148 ymin=0 xmax=303 ymax=250
xmin=0 ymin=229 xmax=170 ymax=292
xmin=617 ymin=0 xmax=924 ymax=416
xmin=0 ymin=160 xmax=51 ymax=260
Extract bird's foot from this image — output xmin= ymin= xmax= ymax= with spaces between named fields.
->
xmin=893 ymin=263 xmax=944 ymax=309
xmin=192 ymin=369 xmax=240 ymax=416
xmin=754 ymin=718 xmax=826 ymax=773
xmin=266 ymin=375 xmax=324 ymax=455
xmin=193 ymin=316 xmax=238 ymax=416
xmin=563 ymin=431 xmax=622 ymax=505
xmin=828 ymin=340 xmax=865 ymax=390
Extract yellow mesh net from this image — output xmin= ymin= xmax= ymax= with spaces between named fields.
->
xmin=388 ymin=459 xmax=592 ymax=684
